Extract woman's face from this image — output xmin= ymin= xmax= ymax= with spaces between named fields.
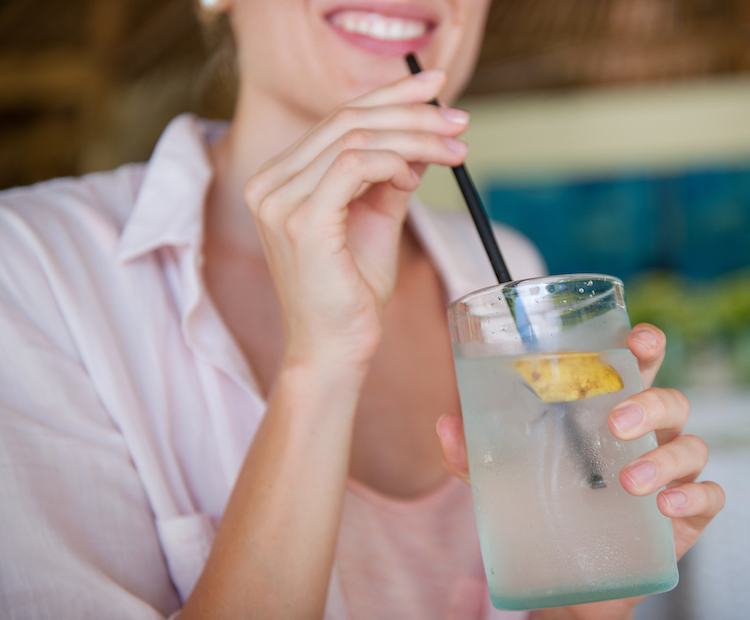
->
xmin=229 ymin=0 xmax=491 ymax=121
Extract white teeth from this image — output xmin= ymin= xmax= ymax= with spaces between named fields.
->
xmin=372 ymin=19 xmax=388 ymax=38
xmin=331 ymin=11 xmax=428 ymax=41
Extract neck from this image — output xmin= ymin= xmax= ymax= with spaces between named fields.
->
xmin=206 ymin=87 xmax=320 ymax=254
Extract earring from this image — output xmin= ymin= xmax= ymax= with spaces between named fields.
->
xmin=200 ymin=0 xmax=221 ymax=9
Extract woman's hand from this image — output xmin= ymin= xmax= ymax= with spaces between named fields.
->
xmin=243 ymin=69 xmax=469 ymax=371
xmin=437 ymin=323 xmax=725 ymax=620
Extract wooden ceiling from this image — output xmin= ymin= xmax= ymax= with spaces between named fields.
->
xmin=474 ymin=0 xmax=750 ymax=94
xmin=1 ymin=0 xmax=749 ymax=190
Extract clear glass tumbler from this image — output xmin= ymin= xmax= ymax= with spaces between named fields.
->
xmin=448 ymin=274 xmax=678 ymax=611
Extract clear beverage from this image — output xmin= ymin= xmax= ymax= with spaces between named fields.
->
xmin=455 ymin=348 xmax=678 ymax=610
xmin=449 ymin=275 xmax=679 ymax=609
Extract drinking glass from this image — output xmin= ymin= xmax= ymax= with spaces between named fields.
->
xmin=448 ymin=274 xmax=678 ymax=610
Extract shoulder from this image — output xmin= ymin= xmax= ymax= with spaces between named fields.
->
xmin=0 ymin=163 xmax=145 ymax=247
xmin=0 ymin=165 xmax=146 ymax=347
xmin=0 ymin=163 xmax=146 ymax=273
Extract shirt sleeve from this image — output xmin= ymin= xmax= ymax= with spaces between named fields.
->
xmin=0 ymin=219 xmax=180 ymax=619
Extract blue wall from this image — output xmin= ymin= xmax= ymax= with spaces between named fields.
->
xmin=486 ymin=164 xmax=750 ymax=281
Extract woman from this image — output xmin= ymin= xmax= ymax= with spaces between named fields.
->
xmin=0 ymin=1 xmax=724 ymax=619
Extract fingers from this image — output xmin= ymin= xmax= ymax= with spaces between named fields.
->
xmin=253 ymin=118 xmax=467 ymax=235
xmin=609 ymin=387 xmax=690 ymax=445
xmin=310 ymin=149 xmax=419 ymax=219
xmin=272 ymin=128 xmax=465 ymax=211
xmin=627 ymin=323 xmax=666 ymax=389
xmin=347 ymin=68 xmax=448 ymax=107
xmin=257 ymin=149 xmax=415 ymax=245
xmin=436 ymin=414 xmax=471 ymax=486
xmin=273 ymin=103 xmax=468 ymax=188
xmin=249 ymin=71 xmax=466 ymax=202
xmin=619 ymin=433 xmax=708 ymax=496
xmin=661 ymin=480 xmax=726 ymax=560
xmin=658 ymin=480 xmax=726 ymax=518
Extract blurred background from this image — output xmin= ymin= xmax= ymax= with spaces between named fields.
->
xmin=1 ymin=0 xmax=748 ymax=618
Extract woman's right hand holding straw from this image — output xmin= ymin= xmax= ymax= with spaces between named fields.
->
xmin=244 ymin=69 xmax=468 ymax=371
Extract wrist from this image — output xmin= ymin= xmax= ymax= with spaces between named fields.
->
xmin=282 ymin=326 xmax=382 ymax=377
xmin=274 ymin=351 xmax=370 ymax=417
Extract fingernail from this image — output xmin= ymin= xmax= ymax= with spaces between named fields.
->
xmin=410 ymin=168 xmax=421 ymax=184
xmin=633 ymin=329 xmax=659 ymax=350
xmin=440 ymin=107 xmax=470 ymax=124
xmin=443 ymin=137 xmax=468 ymax=155
xmin=416 ymin=68 xmax=445 ymax=81
xmin=611 ymin=404 xmax=643 ymax=434
xmin=623 ymin=460 xmax=657 ymax=488
xmin=663 ymin=489 xmax=688 ymax=509
xmin=435 ymin=415 xmax=446 ymax=439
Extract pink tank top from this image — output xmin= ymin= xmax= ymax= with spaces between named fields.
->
xmin=335 ymin=475 xmax=515 ymax=620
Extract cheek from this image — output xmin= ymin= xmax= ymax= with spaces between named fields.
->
xmin=441 ymin=0 xmax=492 ymax=102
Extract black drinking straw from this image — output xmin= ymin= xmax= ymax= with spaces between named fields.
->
xmin=406 ymin=54 xmax=605 ymax=489
xmin=405 ymin=53 xmax=536 ymax=346
xmin=405 ymin=54 xmax=512 ymax=285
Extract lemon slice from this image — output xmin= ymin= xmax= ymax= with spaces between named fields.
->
xmin=513 ymin=352 xmax=624 ymax=403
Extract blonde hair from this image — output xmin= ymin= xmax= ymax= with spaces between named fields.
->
xmin=194 ymin=3 xmax=238 ymax=118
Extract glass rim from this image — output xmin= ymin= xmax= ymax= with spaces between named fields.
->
xmin=449 ymin=273 xmax=624 ymax=309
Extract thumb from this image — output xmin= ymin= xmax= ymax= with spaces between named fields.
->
xmin=436 ymin=414 xmax=471 ymax=486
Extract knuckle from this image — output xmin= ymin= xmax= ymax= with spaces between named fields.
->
xmin=243 ymin=177 xmax=265 ymax=212
xmin=331 ymin=105 xmax=359 ymax=127
xmin=640 ymin=388 xmax=668 ymax=420
xmin=677 ymin=391 xmax=691 ymax=414
xmin=415 ymin=131 xmax=438 ymax=152
xmin=666 ymin=387 xmax=691 ymax=412
xmin=341 ymin=128 xmax=373 ymax=149
xmin=661 ymin=443 xmax=682 ymax=472
xmin=282 ymin=209 xmax=306 ymax=241
xmin=256 ymin=194 xmax=282 ymax=228
xmin=409 ymin=101 xmax=433 ymax=117
xmin=409 ymin=102 xmax=445 ymax=129
xmin=244 ymin=169 xmax=279 ymax=214
xmin=335 ymin=149 xmax=366 ymax=173
xmin=682 ymin=434 xmax=709 ymax=464
xmin=653 ymin=388 xmax=673 ymax=415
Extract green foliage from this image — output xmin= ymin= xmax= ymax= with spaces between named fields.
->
xmin=625 ymin=269 xmax=750 ymax=386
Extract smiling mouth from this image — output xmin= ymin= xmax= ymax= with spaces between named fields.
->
xmin=328 ymin=10 xmax=434 ymax=42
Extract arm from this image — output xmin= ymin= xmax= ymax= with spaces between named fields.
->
xmin=179 ymin=70 xmax=471 ymax=619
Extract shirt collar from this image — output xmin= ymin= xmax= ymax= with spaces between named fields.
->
xmin=116 ymin=114 xmax=228 ymax=263
xmin=114 ymin=113 xmax=481 ymax=303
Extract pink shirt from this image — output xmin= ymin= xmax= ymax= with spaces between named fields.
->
xmin=0 ymin=114 xmax=545 ymax=619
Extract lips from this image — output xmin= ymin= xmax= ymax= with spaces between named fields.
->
xmin=325 ymin=4 xmax=437 ymax=56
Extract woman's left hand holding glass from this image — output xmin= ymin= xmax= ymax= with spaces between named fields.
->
xmin=437 ymin=323 xmax=725 ymax=620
